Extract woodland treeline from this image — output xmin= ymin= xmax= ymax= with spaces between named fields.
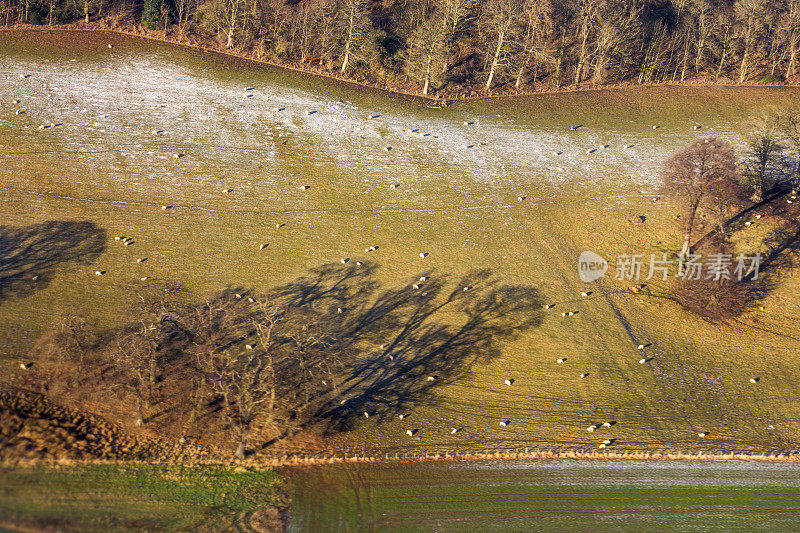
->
xmin=3 ymin=0 xmax=800 ymax=95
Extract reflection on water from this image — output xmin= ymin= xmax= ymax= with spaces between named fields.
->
xmin=287 ymin=459 xmax=800 ymax=532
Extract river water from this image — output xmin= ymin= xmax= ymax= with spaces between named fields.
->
xmin=286 ymin=459 xmax=800 ymax=531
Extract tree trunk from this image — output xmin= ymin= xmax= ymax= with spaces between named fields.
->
xmin=234 ymin=432 xmax=247 ymax=459
xmin=341 ymin=8 xmax=355 ymax=74
xmin=84 ymin=0 xmax=89 ymax=23
xmin=422 ymin=54 xmax=431 ymax=95
xmin=789 ymin=36 xmax=798 ymax=78
xmin=680 ymin=200 xmax=699 ymax=258
xmin=574 ymin=20 xmax=589 ymax=85
xmin=716 ymin=31 xmax=729 ymax=80
xmin=485 ymin=28 xmax=505 ymax=91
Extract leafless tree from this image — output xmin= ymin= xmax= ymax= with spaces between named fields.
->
xmin=742 ymin=114 xmax=784 ymax=202
xmin=660 ymin=137 xmax=741 ymax=257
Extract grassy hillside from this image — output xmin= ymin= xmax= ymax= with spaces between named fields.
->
xmin=1 ymin=32 xmax=800 ymax=459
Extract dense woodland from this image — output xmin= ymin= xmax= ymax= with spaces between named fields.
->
xmin=3 ymin=0 xmax=800 ymax=95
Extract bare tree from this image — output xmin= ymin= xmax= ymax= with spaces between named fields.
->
xmin=406 ymin=14 xmax=447 ymax=94
xmin=734 ymin=0 xmax=767 ymax=83
xmin=779 ymin=109 xmax=800 ymax=195
xmin=743 ymin=114 xmax=784 ymax=201
xmin=660 ymin=137 xmax=741 ymax=257
xmin=511 ymin=0 xmax=554 ymax=89
xmin=482 ymin=0 xmax=518 ymax=90
xmin=689 ymin=0 xmax=715 ymax=74
xmin=337 ymin=0 xmax=371 ymax=74
xmin=573 ymin=0 xmax=600 ymax=85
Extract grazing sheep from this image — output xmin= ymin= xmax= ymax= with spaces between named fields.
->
xmin=337 ymin=307 xmax=343 ymax=314
xmin=31 ymin=275 xmax=39 ymax=281
xmin=557 ymin=358 xmax=566 ymax=363
xmin=694 ymin=125 xmax=702 ymax=129
xmin=517 ymin=196 xmax=526 ymax=201
xmin=15 ymin=109 xmax=25 ymax=115
xmin=499 ymin=420 xmax=510 ymax=427
xmin=385 ymin=146 xmax=392 ymax=152
xmin=463 ymin=286 xmax=472 ymax=292
xmin=306 ymin=110 xmax=317 ymax=115
xmin=587 ymin=425 xmax=597 ymax=432
xmin=298 ymin=185 xmax=310 ymax=190
xmin=260 ymin=243 xmax=269 ymax=250
xmin=19 ymin=362 xmax=33 ymax=370
xmin=744 ymin=221 xmax=752 ymax=226
xmin=419 ymin=276 xmax=428 ymax=281
xmin=580 ymin=372 xmax=589 ymax=378
xmin=140 ymin=277 xmax=149 ymax=281
xmin=427 ymin=376 xmax=436 ymax=381
xmin=544 ymin=304 xmax=556 ymax=309
xmin=114 ymin=236 xmax=122 ymax=241
xmin=356 ymin=261 xmax=363 ymax=266
xmin=755 ymin=214 xmax=763 ymax=219
xmin=463 ymin=121 xmax=475 ymax=126
xmin=639 ymin=358 xmax=647 ymax=364
xmin=451 ymin=427 xmax=462 ymax=434
xmin=398 ymin=414 xmax=408 ymax=419
xmin=161 ymin=205 xmax=172 ymax=210
xmin=369 ymin=114 xmax=381 ymax=119
xmin=389 ymin=184 xmax=400 ymax=189
xmin=412 ymin=283 xmax=420 ymax=290
xmin=421 ymin=292 xmax=429 ymax=296
xmin=274 ymin=107 xmax=286 ymax=112
xmin=246 ymin=344 xmax=254 ymax=350
xmin=248 ymin=297 xmax=255 ymax=303
xmin=363 ymin=411 xmax=370 ymax=418
xmin=465 ymin=145 xmax=474 ymax=149
xmin=136 ymin=258 xmax=146 ymax=263
xmin=341 ymin=257 xmax=349 ymax=264
xmin=124 ymin=240 xmax=133 ymax=246
xmin=172 ymin=153 xmax=183 ymax=158
xmin=603 ymin=439 xmax=612 ymax=445
xmin=637 ymin=344 xmax=645 ymax=350
xmin=581 ymin=291 xmax=592 ymax=297
xmin=235 ymin=294 xmax=242 ymax=299
xmin=553 ymin=151 xmax=563 ymax=156
xmin=586 ymin=148 xmax=596 ymax=154
xmin=420 ymin=252 xmax=428 ymax=258
xmin=95 ymin=270 xmax=105 ymax=276
xmin=698 ymin=432 xmax=707 ymax=438
xmin=602 ymin=422 xmax=612 ymax=427
xmin=406 ymin=429 xmax=416 ymax=436
xmin=275 ymin=223 xmax=285 ymax=228
xmin=504 ymin=379 xmax=514 ymax=386
xmin=750 ymin=377 xmax=760 ymax=384
xmin=598 ymin=443 xmax=606 ymax=449
xmin=561 ymin=311 xmax=577 ymax=317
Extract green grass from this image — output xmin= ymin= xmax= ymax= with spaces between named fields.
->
xmin=0 ymin=464 xmax=285 ymax=531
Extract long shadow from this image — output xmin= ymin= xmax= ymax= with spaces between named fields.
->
xmin=0 ymin=220 xmax=106 ymax=302
xmin=269 ymin=262 xmax=545 ymax=433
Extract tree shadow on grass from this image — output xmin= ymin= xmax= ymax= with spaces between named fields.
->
xmin=0 ymin=221 xmax=106 ymax=302
xmin=269 ymin=262 xmax=545 ymax=433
